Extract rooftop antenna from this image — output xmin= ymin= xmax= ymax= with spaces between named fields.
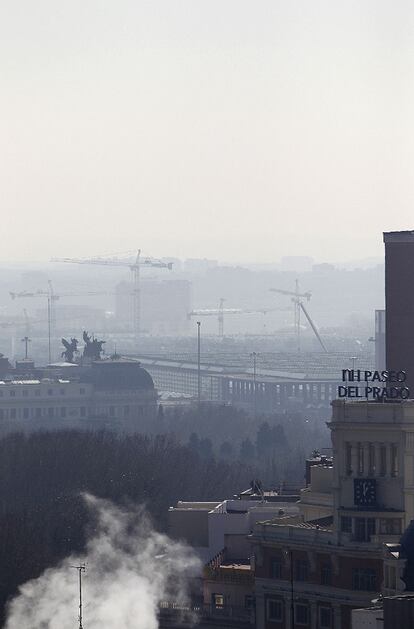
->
xmin=71 ymin=563 xmax=86 ymax=629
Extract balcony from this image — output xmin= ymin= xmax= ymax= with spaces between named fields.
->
xmin=158 ymin=601 xmax=254 ymax=626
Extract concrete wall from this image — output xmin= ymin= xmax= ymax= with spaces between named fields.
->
xmin=168 ymin=508 xmax=211 ymax=547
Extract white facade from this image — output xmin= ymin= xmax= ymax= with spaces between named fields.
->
xmin=330 ymin=400 xmax=414 ymax=546
xmin=0 ymin=375 xmax=156 ymax=427
xmin=169 ymin=498 xmax=300 ymax=564
xmin=299 ymin=464 xmax=334 ymax=522
xmin=351 ymin=607 xmax=383 ymax=629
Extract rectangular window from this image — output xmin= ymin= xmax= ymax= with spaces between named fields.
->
xmin=295 ymin=603 xmax=309 ymax=625
xmin=23 ymin=408 xmax=29 ymax=419
xmin=295 ymin=560 xmax=309 ymax=582
xmin=389 ymin=566 xmax=396 ymax=590
xmin=355 ymin=518 xmax=366 ymax=542
xmin=109 ymin=406 xmax=115 ymax=417
xmin=124 ymin=405 xmax=130 ymax=417
xmin=48 ymin=389 xmax=53 ymax=396
xmin=369 ymin=444 xmax=376 ymax=475
xmin=80 ymin=407 xmax=86 ymax=417
xmin=60 ymin=388 xmax=65 ymax=395
xmin=271 ymin=558 xmax=282 ymax=579
xmin=244 ymin=595 xmax=254 ymax=610
xmin=319 ymin=606 xmax=332 ymax=629
xmin=353 ymin=569 xmax=377 ymax=591
xmin=10 ymin=409 xmax=16 ymax=419
xmin=10 ymin=390 xmax=15 ymax=397
xmin=35 ymin=408 xmax=42 ymax=418
xmin=380 ymin=519 xmax=402 ymax=536
xmin=354 ymin=518 xmax=375 ymax=542
xmin=80 ymin=388 xmax=85 ymax=395
xmin=358 ymin=442 xmax=364 ymax=475
xmin=23 ymin=389 xmax=28 ymax=397
xmin=267 ymin=599 xmax=282 ymax=622
xmin=341 ymin=516 xmax=352 ymax=533
xmin=367 ymin=518 xmax=376 ymax=538
xmin=48 ymin=408 xmax=53 ymax=418
xmin=345 ymin=442 xmax=352 ymax=475
xmin=61 ymin=407 xmax=66 ymax=418
xmin=321 ymin=563 xmax=332 ymax=586
xmin=380 ymin=445 xmax=387 ymax=476
xmin=391 ymin=444 xmax=398 ymax=477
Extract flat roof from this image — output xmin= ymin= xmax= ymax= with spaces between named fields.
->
xmin=384 ymin=230 xmax=414 ymax=243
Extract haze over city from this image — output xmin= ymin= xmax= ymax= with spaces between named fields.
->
xmin=3 ymin=3 xmax=414 ymax=629
xmin=2 ymin=0 xmax=414 ymax=263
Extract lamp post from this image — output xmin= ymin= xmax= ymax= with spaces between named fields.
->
xmin=251 ymin=352 xmax=258 ymax=419
xmin=47 ymin=295 xmax=51 ymax=364
xmin=197 ymin=321 xmax=201 ymax=406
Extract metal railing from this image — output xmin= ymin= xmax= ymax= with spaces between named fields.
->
xmin=159 ymin=601 xmax=254 ymax=624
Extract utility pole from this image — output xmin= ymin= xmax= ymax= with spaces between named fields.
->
xmin=71 ymin=564 xmax=86 ymax=629
xmin=21 ymin=336 xmax=31 ymax=359
xmin=47 ymin=295 xmax=51 ymax=364
xmin=251 ymin=352 xmax=258 ymax=419
xmin=197 ymin=321 xmax=201 ymax=406
xmin=294 ymin=279 xmax=301 ymax=352
xmin=218 ymin=297 xmax=225 ymax=337
xmin=132 ymin=249 xmax=141 ymax=339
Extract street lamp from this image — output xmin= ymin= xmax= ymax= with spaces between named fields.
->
xmin=251 ymin=352 xmax=258 ymax=419
xmin=197 ymin=321 xmax=201 ymax=406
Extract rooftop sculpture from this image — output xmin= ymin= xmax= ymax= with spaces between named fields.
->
xmin=82 ymin=331 xmax=105 ymax=361
xmin=61 ymin=338 xmax=78 ymax=363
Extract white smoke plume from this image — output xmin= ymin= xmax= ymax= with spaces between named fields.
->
xmin=5 ymin=494 xmax=201 ymax=629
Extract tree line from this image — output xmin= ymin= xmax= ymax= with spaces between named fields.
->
xmin=0 ymin=429 xmax=255 ymax=625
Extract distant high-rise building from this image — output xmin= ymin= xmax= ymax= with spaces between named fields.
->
xmin=115 ymin=279 xmax=191 ymax=335
xmin=383 ymin=231 xmax=414 ymax=390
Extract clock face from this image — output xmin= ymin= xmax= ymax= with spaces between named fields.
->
xmin=354 ymin=478 xmax=377 ymax=506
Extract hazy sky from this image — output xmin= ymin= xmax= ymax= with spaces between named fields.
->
xmin=1 ymin=1 xmax=414 ymax=263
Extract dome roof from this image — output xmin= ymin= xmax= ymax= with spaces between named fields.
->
xmin=86 ymin=359 xmax=155 ymax=391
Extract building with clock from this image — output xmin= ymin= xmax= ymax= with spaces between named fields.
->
xmin=251 ymin=398 xmax=414 ymax=629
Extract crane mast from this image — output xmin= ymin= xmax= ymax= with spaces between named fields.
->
xmin=52 ymin=250 xmax=173 ymax=338
xmin=270 ymin=280 xmax=327 ymax=353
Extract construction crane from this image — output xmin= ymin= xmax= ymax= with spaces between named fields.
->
xmin=188 ymin=298 xmax=290 ymax=337
xmin=269 ymin=280 xmax=328 ymax=353
xmin=10 ymin=282 xmax=111 ymax=362
xmin=52 ymin=250 xmax=173 ymax=337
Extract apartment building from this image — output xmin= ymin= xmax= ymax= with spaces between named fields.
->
xmin=0 ymin=358 xmax=157 ymax=431
xmin=252 ymin=398 xmax=414 ymax=629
